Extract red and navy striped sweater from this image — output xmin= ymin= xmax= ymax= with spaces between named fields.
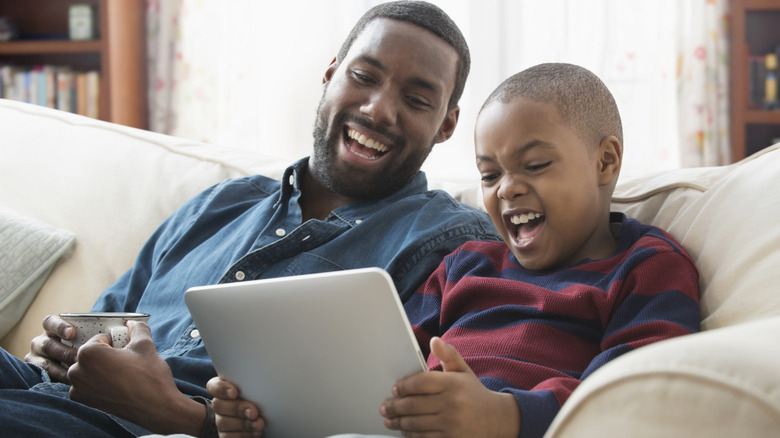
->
xmin=404 ymin=213 xmax=700 ymax=438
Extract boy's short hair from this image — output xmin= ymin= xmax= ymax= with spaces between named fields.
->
xmin=336 ymin=1 xmax=470 ymax=112
xmin=482 ymin=63 xmax=623 ymax=147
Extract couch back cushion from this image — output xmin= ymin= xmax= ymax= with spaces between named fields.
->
xmin=612 ymin=145 xmax=780 ymax=330
xmin=0 ymin=100 xmax=286 ymax=356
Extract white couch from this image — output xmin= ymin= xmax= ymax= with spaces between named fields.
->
xmin=1 ymin=98 xmax=779 ymax=437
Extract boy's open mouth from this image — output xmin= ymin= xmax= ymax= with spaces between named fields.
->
xmin=345 ymin=128 xmax=390 ymax=160
xmin=507 ymin=212 xmax=545 ymax=248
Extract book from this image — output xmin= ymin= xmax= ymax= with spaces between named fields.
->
xmin=749 ymin=55 xmax=767 ymax=109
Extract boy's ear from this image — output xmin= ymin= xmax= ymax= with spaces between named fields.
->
xmin=597 ymin=135 xmax=622 ymax=186
xmin=323 ymin=57 xmax=338 ymax=84
xmin=433 ymin=106 xmax=460 ymax=145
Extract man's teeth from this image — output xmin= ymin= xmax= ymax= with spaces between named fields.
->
xmin=348 ymin=129 xmax=389 ymax=152
xmin=510 ymin=212 xmax=543 ymax=225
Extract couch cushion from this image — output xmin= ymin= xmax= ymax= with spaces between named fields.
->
xmin=612 ymin=144 xmax=780 ymax=330
xmin=0 ymin=208 xmax=75 ymax=338
xmin=0 ymin=99 xmax=288 ymax=356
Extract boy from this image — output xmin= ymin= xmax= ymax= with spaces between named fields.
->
xmin=209 ymin=63 xmax=700 ymax=438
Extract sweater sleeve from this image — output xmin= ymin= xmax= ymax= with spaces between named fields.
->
xmin=505 ymin=248 xmax=700 ymax=438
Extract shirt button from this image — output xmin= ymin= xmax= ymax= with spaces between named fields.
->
xmin=235 ymin=271 xmax=246 ymax=281
xmin=289 ymin=174 xmax=295 ymax=186
xmin=355 ymin=220 xmax=363 ymax=224
xmin=190 ymin=329 xmax=200 ymax=339
xmin=275 ymin=228 xmax=286 ymax=237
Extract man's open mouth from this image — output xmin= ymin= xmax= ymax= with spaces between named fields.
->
xmin=507 ymin=212 xmax=545 ymax=247
xmin=346 ymin=128 xmax=390 ymax=160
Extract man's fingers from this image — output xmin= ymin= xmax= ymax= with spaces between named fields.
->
xmin=27 ymin=333 xmax=78 ymax=371
xmin=212 ymin=396 xmax=265 ymax=435
xmin=207 ymin=377 xmax=239 ymax=399
xmin=23 ymin=352 xmax=71 ymax=384
xmin=42 ymin=314 xmax=74 ymax=340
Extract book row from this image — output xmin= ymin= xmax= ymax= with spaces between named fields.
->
xmin=0 ymin=65 xmax=100 ymax=118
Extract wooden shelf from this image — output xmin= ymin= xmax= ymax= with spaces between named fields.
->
xmin=730 ymin=0 xmax=780 ymax=161
xmin=0 ymin=0 xmax=146 ymax=129
xmin=0 ymin=40 xmax=102 ymax=55
xmin=744 ymin=110 xmax=780 ymax=124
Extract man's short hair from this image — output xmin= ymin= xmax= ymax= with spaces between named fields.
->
xmin=482 ymin=63 xmax=623 ymax=147
xmin=337 ymin=0 xmax=470 ymax=112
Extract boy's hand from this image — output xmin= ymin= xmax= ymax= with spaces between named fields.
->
xmin=380 ymin=337 xmax=521 ymax=438
xmin=206 ymin=376 xmax=265 ymax=437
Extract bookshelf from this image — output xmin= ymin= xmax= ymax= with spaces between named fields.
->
xmin=730 ymin=0 xmax=780 ymax=161
xmin=0 ymin=0 xmax=146 ymax=129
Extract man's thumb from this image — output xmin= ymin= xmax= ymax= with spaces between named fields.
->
xmin=430 ymin=337 xmax=471 ymax=373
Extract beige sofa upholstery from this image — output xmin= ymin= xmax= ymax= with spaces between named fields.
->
xmin=1 ymin=98 xmax=779 ymax=437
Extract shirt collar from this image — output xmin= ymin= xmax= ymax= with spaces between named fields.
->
xmin=277 ymin=157 xmax=430 ymax=222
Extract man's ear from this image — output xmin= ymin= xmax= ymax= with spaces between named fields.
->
xmin=597 ymin=135 xmax=622 ymax=186
xmin=323 ymin=57 xmax=338 ymax=84
xmin=434 ymin=106 xmax=460 ymax=144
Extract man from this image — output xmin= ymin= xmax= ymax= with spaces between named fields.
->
xmin=1 ymin=1 xmax=499 ymax=437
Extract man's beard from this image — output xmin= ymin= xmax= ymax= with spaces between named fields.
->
xmin=309 ymin=98 xmax=437 ymax=201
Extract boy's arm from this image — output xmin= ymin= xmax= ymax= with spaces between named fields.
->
xmin=380 ymin=337 xmax=521 ymax=438
xmin=500 ymin=248 xmax=701 ymax=438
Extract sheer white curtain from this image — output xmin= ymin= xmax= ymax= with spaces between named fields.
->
xmin=146 ymin=0 xmax=729 ymax=182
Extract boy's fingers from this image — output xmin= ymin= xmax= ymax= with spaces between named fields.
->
xmin=430 ymin=337 xmax=471 ymax=374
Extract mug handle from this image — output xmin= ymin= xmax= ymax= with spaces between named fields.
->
xmin=109 ymin=325 xmax=129 ymax=349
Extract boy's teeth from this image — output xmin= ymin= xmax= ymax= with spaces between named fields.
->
xmin=510 ymin=212 xmax=543 ymax=225
xmin=348 ymin=129 xmax=388 ymax=152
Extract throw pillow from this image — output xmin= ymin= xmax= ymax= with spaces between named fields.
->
xmin=0 ymin=208 xmax=76 ymax=338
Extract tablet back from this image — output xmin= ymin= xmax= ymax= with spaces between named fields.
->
xmin=185 ymin=267 xmax=427 ymax=438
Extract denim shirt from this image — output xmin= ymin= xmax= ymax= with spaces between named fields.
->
xmin=91 ymin=158 xmax=500 ymax=398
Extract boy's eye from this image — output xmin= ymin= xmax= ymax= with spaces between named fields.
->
xmin=480 ymin=173 xmax=499 ymax=183
xmin=527 ymin=161 xmax=552 ymax=172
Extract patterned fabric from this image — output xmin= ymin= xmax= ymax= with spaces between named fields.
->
xmin=0 ymin=209 xmax=75 ymax=337
xmin=405 ymin=213 xmax=701 ymax=438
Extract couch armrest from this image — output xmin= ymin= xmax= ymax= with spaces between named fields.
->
xmin=544 ymin=316 xmax=780 ymax=437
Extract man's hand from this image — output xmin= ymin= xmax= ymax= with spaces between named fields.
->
xmin=24 ymin=314 xmax=78 ymax=383
xmin=380 ymin=337 xmax=521 ymax=438
xmin=207 ymin=376 xmax=266 ymax=437
xmin=67 ymin=320 xmax=207 ymax=436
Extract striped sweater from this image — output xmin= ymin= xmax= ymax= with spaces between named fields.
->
xmin=404 ymin=213 xmax=700 ymax=438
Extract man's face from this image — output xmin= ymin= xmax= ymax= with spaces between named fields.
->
xmin=310 ymin=18 xmax=459 ymax=200
xmin=475 ymin=98 xmax=614 ymax=271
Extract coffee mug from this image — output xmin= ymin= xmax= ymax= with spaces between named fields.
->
xmin=59 ymin=312 xmax=150 ymax=349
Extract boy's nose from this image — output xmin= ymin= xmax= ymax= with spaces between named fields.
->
xmin=497 ymin=174 xmax=528 ymax=200
xmin=360 ymin=88 xmax=398 ymax=126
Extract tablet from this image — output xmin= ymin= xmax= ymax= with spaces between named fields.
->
xmin=185 ymin=267 xmax=427 ymax=438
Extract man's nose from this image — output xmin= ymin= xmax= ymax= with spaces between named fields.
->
xmin=360 ymin=87 xmax=398 ymax=126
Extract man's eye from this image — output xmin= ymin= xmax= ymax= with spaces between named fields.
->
xmin=351 ymin=71 xmax=373 ymax=83
xmin=406 ymin=95 xmax=431 ymax=108
xmin=480 ymin=173 xmax=499 ymax=183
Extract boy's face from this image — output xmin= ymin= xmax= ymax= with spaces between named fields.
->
xmin=475 ymin=98 xmax=617 ymax=271
xmin=309 ymin=18 xmax=460 ymax=200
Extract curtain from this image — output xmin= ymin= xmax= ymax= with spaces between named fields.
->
xmin=146 ymin=0 xmax=731 ymax=182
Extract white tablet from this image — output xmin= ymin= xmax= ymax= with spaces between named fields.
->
xmin=185 ymin=267 xmax=427 ymax=438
